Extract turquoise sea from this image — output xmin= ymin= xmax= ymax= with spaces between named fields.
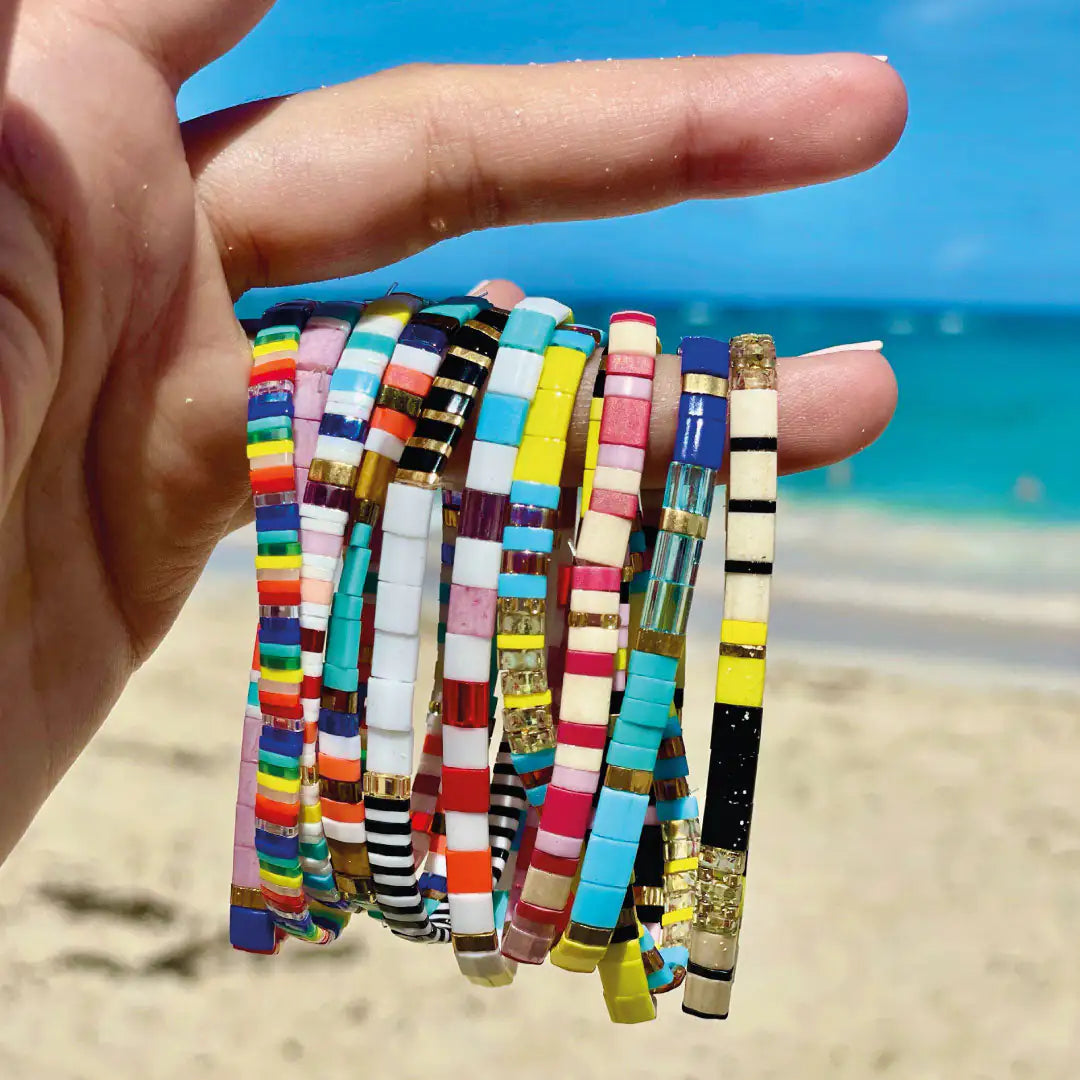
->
xmin=237 ymin=292 xmax=1080 ymax=524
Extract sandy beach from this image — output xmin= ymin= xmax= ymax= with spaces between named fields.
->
xmin=1 ymin=505 xmax=1078 ymax=1079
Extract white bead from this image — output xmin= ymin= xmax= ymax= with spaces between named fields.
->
xmin=608 ymin=316 xmax=656 ymax=356
xmin=365 ymin=728 xmax=412 ymax=775
xmin=384 ymin=482 xmax=436 ymax=539
xmin=728 ymin=451 xmax=777 ymax=501
xmin=442 ymin=726 xmax=489 ymax=769
xmin=553 ymin=743 xmax=604 ymax=773
xmin=729 ymin=388 xmax=778 ymax=439
xmin=338 ymin=345 xmax=389 ymax=372
xmin=722 ymin=573 xmax=772 ymax=624
xmin=591 ymin=465 xmax=642 ymax=496
xmin=324 ymin=394 xmax=375 ymax=421
xmin=464 ymin=440 xmax=517 ymax=495
xmin=570 ymin=588 xmax=621 ymax=616
xmin=444 ymin=810 xmax=491 ymax=851
xmin=486 ymin=347 xmax=545 ymax=399
xmin=574 ymin=510 xmax=632 ymax=568
xmin=374 ymin=581 xmax=423 ymax=636
xmin=313 ymin=435 xmax=363 ymax=467
xmin=725 ymin=512 xmax=776 ymax=563
xmin=318 ymin=732 xmax=362 ymax=760
xmin=391 ymin=342 xmax=442 ymax=378
xmin=379 ymin=533 xmax=428 ymax=587
xmin=371 ymin=629 xmax=420 ymax=681
xmin=357 ymin=312 xmax=411 ymax=338
xmin=451 ymin=537 xmax=503 ymax=589
xmin=364 ymin=427 xmax=405 ymax=462
xmin=566 ymin=625 xmax=619 ymax=654
xmin=559 ymin=673 xmax=614 ymax=725
xmin=443 ymin=632 xmax=492 ymax=681
xmin=298 ymin=603 xmax=330 ymax=626
xmin=365 ymin=677 xmax=415 ymax=733
xmin=302 ymin=699 xmax=320 ymax=726
xmin=322 ymin=818 xmax=367 ymax=844
xmin=301 ymin=653 xmax=324 ymax=677
xmin=301 ymin=552 xmax=338 ymax=578
xmin=447 ymin=892 xmax=495 ymax=934
xmin=300 ymin=504 xmax=349 ymax=527
xmin=516 ymin=296 xmax=572 ymax=324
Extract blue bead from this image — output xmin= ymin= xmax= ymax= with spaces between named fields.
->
xmin=509 ymin=480 xmax=560 ymax=509
xmin=591 ymin=788 xmax=644 ymax=837
xmin=229 ymin=906 xmax=277 ymax=953
xmin=255 ymin=503 xmax=300 ymax=532
xmin=628 ymin=651 xmax=679 ymax=681
xmin=551 ymin=328 xmax=598 ymax=354
xmin=260 ymin=726 xmax=303 ymax=757
xmin=319 ymin=709 xmax=360 ymax=737
xmin=619 ymin=695 xmax=673 ymax=731
xmin=331 ymin=593 xmax=364 ymax=621
xmin=329 ymin=366 xmax=382 ymax=396
xmin=475 ymin=392 xmax=529 ymax=446
xmin=511 ymin=748 xmax=554 ymax=772
xmin=646 ymin=960 xmax=676 ymax=990
xmin=570 ymin=880 xmax=625 ymax=930
xmin=398 ymin=322 xmax=448 ymax=353
xmin=525 ymin=783 xmax=549 ymax=806
xmin=345 ymin=330 xmax=398 ymax=357
xmin=606 ymin=739 xmax=659 ymax=770
xmin=653 ymin=754 xmax=688 ymax=780
xmin=350 ymin=522 xmax=373 ymax=548
xmin=660 ymin=945 xmax=690 ymax=971
xmin=255 ymin=829 xmax=299 ymax=860
xmin=624 ymin=671 xmax=674 ymax=704
xmin=502 ymin=526 xmax=554 ymax=553
xmin=655 ymin=794 xmax=699 ymax=822
xmin=612 ymin=719 xmax=665 ymax=751
xmin=259 ymin=617 xmax=301 ymax=646
xmin=580 ymin=834 xmax=639 ymax=887
xmin=502 ymin=308 xmax=557 ymax=354
xmin=338 ymin=546 xmax=371 ymax=597
xmin=422 ymin=300 xmax=485 ymax=319
xmin=322 ymin=663 xmax=359 ymax=692
xmin=679 ymin=336 xmax=730 ymax=378
xmin=318 ymin=411 xmax=366 ymax=441
xmin=326 ymin=617 xmax=362 ymax=670
xmin=498 ymin=572 xmax=546 ymax=598
xmin=248 ymin=393 xmax=293 ymax=422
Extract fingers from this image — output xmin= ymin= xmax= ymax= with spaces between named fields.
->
xmin=80 ymin=0 xmax=275 ymax=87
xmin=184 ymin=53 xmax=907 ymax=294
xmin=0 ymin=1 xmax=20 ymax=111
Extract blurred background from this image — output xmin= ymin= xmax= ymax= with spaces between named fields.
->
xmin=1 ymin=3 xmax=1077 ymax=1078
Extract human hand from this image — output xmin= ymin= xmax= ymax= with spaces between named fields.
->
xmin=0 ymin=0 xmax=906 ymax=861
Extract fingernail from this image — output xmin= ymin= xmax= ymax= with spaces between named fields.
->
xmin=800 ymin=340 xmax=884 ymax=356
xmin=468 ymin=279 xmax=491 ymax=297
xmin=872 ymin=54 xmax=889 ymax=62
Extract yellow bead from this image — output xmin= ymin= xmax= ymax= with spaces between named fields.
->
xmin=260 ymin=665 xmax=302 ymax=684
xmin=523 ymin=389 xmax=575 ymax=439
xmin=549 ymin=937 xmax=606 ymax=974
xmin=256 ymin=771 xmax=301 ymax=794
xmin=496 ymin=634 xmax=546 ymax=651
xmin=661 ymin=905 xmax=695 ymax=927
xmin=537 ymin=346 xmax=588 ymax=393
xmin=721 ymin=619 xmax=768 ymax=646
xmin=254 ymin=554 xmax=303 ymax=570
xmin=252 ymin=340 xmax=298 ymax=358
xmin=259 ymin=867 xmax=303 ymax=889
xmin=513 ymin=435 xmax=566 ymax=486
xmin=715 ymin=654 xmax=766 ymax=708
xmin=598 ymin=937 xmax=656 ymax=1024
xmin=247 ymin=439 xmax=294 ymax=459
xmin=299 ymin=803 xmax=323 ymax=824
xmin=665 ymin=856 xmax=698 ymax=875
xmin=503 ymin=690 xmax=552 ymax=710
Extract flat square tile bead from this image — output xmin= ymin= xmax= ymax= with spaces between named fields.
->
xmin=464 ymin=440 xmax=518 ymax=495
xmin=451 ymin=537 xmax=504 ymax=589
xmin=383 ymin=483 xmax=436 ymax=539
xmin=599 ymin=396 xmax=651 ymax=449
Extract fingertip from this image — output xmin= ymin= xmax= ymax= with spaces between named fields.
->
xmin=817 ymin=52 xmax=908 ymax=170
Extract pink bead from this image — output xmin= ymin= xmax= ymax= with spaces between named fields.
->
xmin=241 ymin=713 xmax=261 ymax=764
xmin=605 ymin=352 xmax=655 ymax=377
xmin=542 ymin=784 xmax=592 ymax=837
xmin=550 ymin=764 xmax=597 ymax=794
xmin=596 ymin=442 xmax=646 ymax=472
xmin=300 ymin=528 xmax=341 ymax=557
xmin=297 ymin=318 xmax=351 ymax=373
xmin=300 ymin=578 xmax=334 ymax=605
xmin=501 ymin=918 xmax=554 ymax=964
xmin=237 ymin=760 xmax=258 ymax=804
xmin=294 ymin=370 xmax=332 ymax=421
xmin=294 ymin=466 xmax=309 ymax=497
xmin=446 ymin=584 xmax=497 ymax=637
xmin=599 ymin=396 xmax=651 ymax=449
xmin=232 ymin=843 xmax=261 ymax=888
xmin=604 ymin=374 xmax=652 ymax=400
xmin=571 ymin=565 xmax=621 ymax=592
xmin=293 ymin=417 xmax=320 ymax=469
xmin=610 ymin=309 xmax=656 ymax=328
xmin=587 ymin=487 xmax=638 ymax=520
xmin=534 ymin=827 xmax=584 ymax=859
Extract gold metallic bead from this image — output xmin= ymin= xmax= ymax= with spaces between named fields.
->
xmin=658 ymin=507 xmax=709 ymax=540
xmin=363 ymin=772 xmax=411 ymax=800
xmin=502 ymin=669 xmax=548 ymax=696
xmin=507 ymin=729 xmax=556 ymax=756
xmin=326 ymin=841 xmax=371 ymax=877
xmin=425 ymin=408 xmax=467 ymax=429
xmin=394 ymin=468 xmax=442 ymax=490
xmin=447 ymin=344 xmax=494 ymax=369
xmin=699 ymin=845 xmax=747 ymax=875
xmin=634 ymin=628 xmax=685 ymax=658
xmin=501 ymin=550 xmax=548 ymax=575
xmin=657 ymin=735 xmax=687 ymax=760
xmin=497 ymin=609 xmax=544 ymax=635
xmin=308 ymin=458 xmax=358 ymax=487
xmin=299 ymin=766 xmax=318 ymax=786
xmin=500 ymin=647 xmax=544 ymax=673
xmin=465 ymin=317 xmax=502 ymax=341
xmin=633 ymin=886 xmax=665 ymax=908
xmin=321 ymin=690 xmax=358 ymax=712
xmin=230 ymin=885 xmax=265 ymax=910
xmin=718 ymin=641 xmax=767 ymax=660
xmin=654 ymin=777 xmax=690 ymax=801
xmin=729 ymin=333 xmax=776 ymax=369
xmin=351 ymin=497 xmax=380 ymax=527
xmin=353 ymin=451 xmax=395 ymax=506
xmin=567 ymin=611 xmax=621 ymax=629
xmin=641 ymin=946 xmax=665 ymax=974
xmin=320 ymin=778 xmax=363 ymax=802
xmin=452 ymin=931 xmax=499 ymax=953
xmin=376 ymin=383 xmax=423 ymax=418
xmin=605 ymin=764 xmax=653 ymax=795
xmin=432 ymin=376 xmax=478 ymax=397
xmin=405 ymin=436 xmax=452 ymax=456
xmin=682 ymin=372 xmax=729 ymax=398
xmin=442 ymin=507 xmax=460 ymax=528
xmin=661 ymin=818 xmax=698 ymax=842
xmin=562 ymin=921 xmax=613 ymax=948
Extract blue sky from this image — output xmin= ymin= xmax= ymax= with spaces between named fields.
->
xmin=180 ymin=0 xmax=1079 ymax=307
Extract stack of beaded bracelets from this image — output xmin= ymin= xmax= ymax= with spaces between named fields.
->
xmin=231 ymin=295 xmax=779 ymax=1026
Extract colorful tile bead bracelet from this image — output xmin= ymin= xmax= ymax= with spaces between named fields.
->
xmin=230 ymin=295 xmax=780 ymax=1024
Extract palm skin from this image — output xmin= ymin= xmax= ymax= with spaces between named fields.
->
xmin=0 ymin=0 xmax=906 ymax=861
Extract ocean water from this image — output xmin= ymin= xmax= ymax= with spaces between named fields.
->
xmin=237 ymin=291 xmax=1080 ymax=524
